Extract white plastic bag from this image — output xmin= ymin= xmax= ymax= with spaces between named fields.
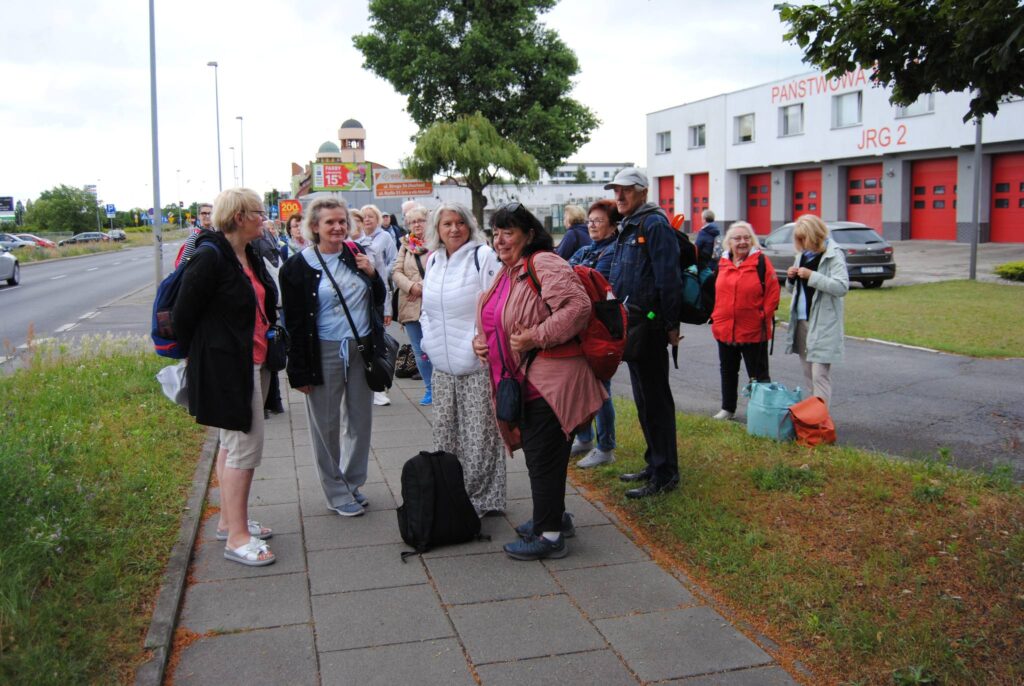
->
xmin=156 ymin=361 xmax=189 ymax=409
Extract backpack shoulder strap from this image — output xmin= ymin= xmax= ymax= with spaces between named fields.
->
xmin=757 ymin=251 xmax=766 ymax=293
xmin=524 ymin=253 xmax=542 ymax=294
xmin=473 ymin=244 xmax=482 ymax=272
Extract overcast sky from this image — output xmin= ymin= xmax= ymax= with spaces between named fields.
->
xmin=0 ymin=0 xmax=809 ymax=210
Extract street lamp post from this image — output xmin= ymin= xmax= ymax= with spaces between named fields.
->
xmin=176 ymin=169 xmax=182 ymax=226
xmin=236 ymin=115 xmax=244 ymax=187
xmin=229 ymin=146 xmax=238 ymax=186
xmin=150 ymin=0 xmax=164 ymax=284
xmin=207 ymin=61 xmax=222 ymax=192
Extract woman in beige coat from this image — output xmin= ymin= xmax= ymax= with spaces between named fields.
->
xmin=391 ymin=204 xmax=433 ymax=405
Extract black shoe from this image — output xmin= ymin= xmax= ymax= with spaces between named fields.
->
xmin=268 ymin=405 xmax=285 ymax=415
xmin=263 ymin=409 xmax=271 ymax=420
xmin=410 ymin=372 xmax=422 ymax=380
xmin=515 ymin=512 xmax=575 ymax=539
xmin=619 ymin=470 xmax=652 ymax=483
xmin=625 ymin=477 xmax=679 ymax=499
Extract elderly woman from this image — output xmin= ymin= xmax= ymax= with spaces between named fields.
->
xmin=390 ymin=204 xmax=433 ymax=405
xmin=709 ymin=221 xmax=781 ymax=420
xmin=567 ymin=199 xmax=621 ymax=467
xmin=474 ymin=203 xmax=606 ymax=561
xmin=280 ymin=197 xmax=386 ymax=517
xmin=420 ymin=202 xmax=504 ymax=515
xmin=555 ymin=203 xmax=591 ymax=261
xmin=359 ymin=204 xmax=399 ymax=406
xmin=281 ymin=213 xmax=306 ymax=260
xmin=173 ymin=188 xmax=277 ymax=566
xmin=785 ymin=214 xmax=848 ymax=407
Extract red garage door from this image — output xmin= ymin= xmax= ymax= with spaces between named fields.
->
xmin=792 ymin=169 xmax=821 ymax=221
xmin=658 ymin=176 xmax=675 ymax=218
xmin=910 ymin=158 xmax=957 ymax=240
xmin=691 ymin=173 xmax=709 ymax=231
xmin=846 ymin=164 xmax=883 ymax=229
xmin=991 ymin=153 xmax=1024 ymax=243
xmin=746 ymin=173 xmax=771 ymax=235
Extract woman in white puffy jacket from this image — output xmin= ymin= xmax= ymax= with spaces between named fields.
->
xmin=420 ymin=202 xmax=505 ymax=515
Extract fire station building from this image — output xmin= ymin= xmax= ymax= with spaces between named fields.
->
xmin=646 ymin=68 xmax=1024 ymax=242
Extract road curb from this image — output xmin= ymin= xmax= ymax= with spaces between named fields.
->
xmin=775 ymin=320 xmax=945 ymax=356
xmin=134 ymin=428 xmax=219 ymax=686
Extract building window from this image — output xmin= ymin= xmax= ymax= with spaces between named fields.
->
xmin=656 ymin=131 xmax=672 ymax=154
xmin=832 ymin=91 xmax=862 ymax=128
xmin=779 ymin=104 xmax=803 ymax=136
xmin=688 ymin=124 xmax=706 ymax=148
xmin=734 ymin=114 xmax=755 ymax=144
xmin=896 ymin=93 xmax=935 ymax=118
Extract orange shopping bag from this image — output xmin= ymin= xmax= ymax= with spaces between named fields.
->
xmin=788 ymin=396 xmax=836 ymax=447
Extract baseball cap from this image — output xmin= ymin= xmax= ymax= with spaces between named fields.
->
xmin=604 ymin=168 xmax=649 ymax=190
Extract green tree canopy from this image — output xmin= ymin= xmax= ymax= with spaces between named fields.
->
xmin=776 ymin=0 xmax=1024 ymax=121
xmin=403 ymin=113 xmax=539 ymax=224
xmin=24 ymin=185 xmax=99 ymax=233
xmin=354 ymin=0 xmax=599 ymax=174
xmin=573 ymin=165 xmax=589 ymax=184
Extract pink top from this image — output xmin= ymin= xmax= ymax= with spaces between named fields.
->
xmin=244 ymin=264 xmax=268 ymax=365
xmin=481 ymin=273 xmax=540 ymax=400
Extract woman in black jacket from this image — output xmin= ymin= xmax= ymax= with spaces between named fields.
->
xmin=280 ymin=196 xmax=386 ymax=517
xmin=173 ymin=187 xmax=278 ymax=567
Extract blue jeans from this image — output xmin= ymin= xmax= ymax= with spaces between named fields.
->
xmin=403 ymin=320 xmax=432 ymax=393
xmin=575 ymin=379 xmax=615 ymax=451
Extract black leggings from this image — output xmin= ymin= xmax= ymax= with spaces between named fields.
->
xmin=717 ymin=341 xmax=770 ymax=413
xmin=520 ymin=398 xmax=572 ymax=535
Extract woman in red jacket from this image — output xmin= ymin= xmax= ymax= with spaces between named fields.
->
xmin=709 ymin=221 xmax=781 ymax=420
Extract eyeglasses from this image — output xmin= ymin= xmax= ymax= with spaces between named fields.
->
xmin=199 ymin=212 xmax=212 ymax=216
xmin=247 ymin=209 xmax=267 ymax=218
xmin=407 ymin=218 xmax=426 ymax=226
xmin=587 ymin=218 xmax=606 ymax=225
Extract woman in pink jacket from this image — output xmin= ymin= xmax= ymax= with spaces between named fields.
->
xmin=473 ymin=203 xmax=606 ymax=562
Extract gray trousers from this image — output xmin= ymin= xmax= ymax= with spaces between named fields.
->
xmin=793 ymin=320 xmax=833 ymax=407
xmin=305 ymin=339 xmax=373 ymax=508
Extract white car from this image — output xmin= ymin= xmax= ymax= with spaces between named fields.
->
xmin=0 ymin=246 xmax=19 ymax=286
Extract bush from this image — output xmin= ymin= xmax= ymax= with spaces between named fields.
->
xmin=994 ymin=261 xmax=1024 ymax=282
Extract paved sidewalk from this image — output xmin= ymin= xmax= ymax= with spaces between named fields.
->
xmin=171 ymin=370 xmax=799 ymax=685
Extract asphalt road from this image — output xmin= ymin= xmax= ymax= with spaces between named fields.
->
xmin=0 ymin=244 xmax=178 ymax=353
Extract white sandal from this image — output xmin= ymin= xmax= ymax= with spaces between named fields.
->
xmin=224 ymin=536 xmax=276 ymax=567
xmin=216 ymin=519 xmax=272 ymax=541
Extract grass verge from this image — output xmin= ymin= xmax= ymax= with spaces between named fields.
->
xmin=776 ymin=280 xmax=1024 ymax=357
xmin=14 ymin=229 xmax=190 ymax=264
xmin=572 ymin=399 xmax=1024 ymax=685
xmin=0 ymin=336 xmax=206 ymax=684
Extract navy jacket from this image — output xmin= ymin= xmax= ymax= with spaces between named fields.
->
xmin=556 ymin=222 xmax=592 ymax=261
xmin=609 ymin=202 xmax=682 ymax=331
xmin=695 ymin=221 xmax=720 ymax=269
xmin=569 ymin=235 xmax=617 ymax=278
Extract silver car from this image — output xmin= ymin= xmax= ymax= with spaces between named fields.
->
xmin=0 ymin=247 xmax=19 ymax=286
xmin=0 ymin=232 xmax=34 ymax=250
xmin=760 ymin=220 xmax=896 ymax=288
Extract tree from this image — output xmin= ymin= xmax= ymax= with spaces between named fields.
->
xmin=573 ymin=165 xmax=589 ymax=184
xmin=354 ymin=0 xmax=599 ymax=175
xmin=403 ymin=113 xmax=539 ymax=224
xmin=15 ymin=200 xmax=24 ymax=227
xmin=776 ymin=0 xmax=1024 ymax=121
xmin=24 ymin=185 xmax=98 ymax=233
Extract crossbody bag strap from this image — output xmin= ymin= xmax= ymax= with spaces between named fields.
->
xmin=413 ymin=251 xmax=425 ymax=279
xmin=314 ymin=246 xmax=370 ymax=359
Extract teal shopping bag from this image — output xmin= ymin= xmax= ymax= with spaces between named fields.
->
xmin=743 ymin=382 xmax=803 ymax=441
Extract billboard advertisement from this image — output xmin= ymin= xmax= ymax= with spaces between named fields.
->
xmin=372 ymin=169 xmax=433 ymax=198
xmin=0 ymin=197 xmax=13 ymax=212
xmin=279 ymin=199 xmax=302 ymax=223
xmin=311 ymin=163 xmax=372 ymax=192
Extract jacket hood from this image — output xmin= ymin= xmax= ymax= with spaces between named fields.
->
xmin=625 ymin=201 xmax=666 ymax=222
xmin=700 ymin=222 xmax=720 ymax=236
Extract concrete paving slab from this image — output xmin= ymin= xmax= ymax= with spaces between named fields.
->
xmin=372 ymin=428 xmax=436 ymax=449
xmin=371 ymin=414 xmax=432 ymax=434
xmin=374 ymin=446 xmax=421 ymax=470
xmin=303 ymin=509 xmax=405 ymax=551
xmin=174 ymin=624 xmax=317 ymax=686
xmin=180 ymin=572 xmax=311 ymax=633
xmin=594 ymin=607 xmax=772 ymax=682
xmin=319 ymin=638 xmax=475 ymax=686
xmin=475 ymin=649 xmax=637 ymax=686
xmin=504 ymin=455 xmax=529 ymax=472
xmin=312 ymin=584 xmax=452 ymax=652
xmin=542 ymin=524 xmax=650 ymax=571
xmin=253 ymin=456 xmax=298 ymax=480
xmin=191 ymin=532 xmax=306 ymax=583
xmin=426 ymin=551 xmax=559 ymax=605
xmin=200 ymin=502 xmax=301 ymax=540
xmin=505 ymin=470 xmax=574 ymax=501
xmin=668 ymin=665 xmax=799 ymax=685
xmin=249 ymin=476 xmax=298 ymax=506
xmin=420 ymin=514 xmax=516 ymax=559
xmin=359 ymin=479 xmax=397 ymax=511
xmin=503 ymin=494 xmax=610 ymax=533
xmin=449 ymin=595 xmax=605 ymax=664
xmin=262 ymin=437 xmax=294 ymax=458
xmin=308 ymin=543 xmax=427 ymax=595
xmin=554 ymin=561 xmax=696 ymax=619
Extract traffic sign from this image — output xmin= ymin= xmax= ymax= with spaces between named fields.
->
xmin=147 ymin=207 xmax=155 ymax=217
xmin=105 ymin=203 xmax=116 ymax=218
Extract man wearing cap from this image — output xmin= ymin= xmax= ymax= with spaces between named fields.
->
xmin=606 ymin=169 xmax=682 ymax=498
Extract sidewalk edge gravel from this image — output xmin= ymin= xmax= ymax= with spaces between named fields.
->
xmin=134 ymin=428 xmax=219 ymax=686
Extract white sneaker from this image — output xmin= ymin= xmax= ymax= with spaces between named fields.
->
xmin=577 ymin=448 xmax=615 ymax=468
xmin=712 ymin=409 xmax=735 ymax=420
xmin=373 ymin=392 xmax=391 ymax=406
xmin=570 ymin=438 xmax=594 ymax=455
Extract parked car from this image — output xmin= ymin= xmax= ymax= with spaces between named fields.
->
xmin=0 ymin=232 xmax=34 ymax=250
xmin=58 ymin=232 xmax=112 ymax=247
xmin=0 ymin=247 xmax=19 ymax=286
xmin=760 ymin=220 xmax=897 ymax=288
xmin=107 ymin=229 xmax=127 ymax=241
xmin=16 ymin=233 xmax=57 ymax=248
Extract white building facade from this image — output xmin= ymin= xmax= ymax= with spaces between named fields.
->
xmin=646 ymin=68 xmax=1024 ymax=242
xmin=540 ymin=162 xmax=636 ymax=185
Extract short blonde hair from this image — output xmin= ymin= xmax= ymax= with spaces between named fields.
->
xmin=404 ymin=204 xmax=429 ymax=223
xmin=302 ymin=196 xmax=350 ymax=245
xmin=360 ymin=204 xmax=383 ymax=227
xmin=564 ymin=204 xmax=586 ymax=226
xmin=793 ymin=214 xmax=829 ymax=253
xmin=212 ymin=188 xmax=262 ymax=233
xmin=724 ymin=221 xmax=761 ymax=249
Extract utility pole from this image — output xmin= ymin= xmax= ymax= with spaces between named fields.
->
xmin=149 ymin=0 xmax=164 ymax=284
xmin=236 ymin=115 xmax=245 ymax=187
xmin=207 ymin=61 xmax=222 ymax=192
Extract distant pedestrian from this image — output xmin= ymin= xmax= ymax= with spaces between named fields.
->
xmin=281 ymin=213 xmax=307 ymax=260
xmin=381 ymin=211 xmax=406 ymax=250
xmin=710 ymin=221 xmax=780 ymax=420
xmin=280 ymin=196 xmax=387 ymax=517
xmin=694 ymin=209 xmax=720 ymax=271
xmin=555 ymin=204 xmax=591 ymax=261
xmin=254 ymin=220 xmax=286 ymax=417
xmin=176 ymin=202 xmax=214 ymax=267
xmin=349 ymin=209 xmax=365 ymax=241
xmin=172 ymin=188 xmax=277 ymax=566
xmin=785 ymin=214 xmax=848 ymax=407
xmin=359 ymin=204 xmax=398 ymax=407
xmin=390 ymin=204 xmax=433 ymax=405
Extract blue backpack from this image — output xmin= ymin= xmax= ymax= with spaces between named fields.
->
xmin=151 ymin=242 xmax=223 ymax=358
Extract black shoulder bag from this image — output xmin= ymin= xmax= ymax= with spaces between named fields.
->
xmin=315 ymin=246 xmax=399 ymax=392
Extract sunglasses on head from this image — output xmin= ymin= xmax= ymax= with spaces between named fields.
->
xmin=500 ymin=201 xmax=523 ymax=213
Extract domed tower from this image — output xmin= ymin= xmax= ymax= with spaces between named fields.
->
xmin=316 ymin=140 xmax=341 ymax=163
xmin=338 ymin=119 xmax=365 ymax=163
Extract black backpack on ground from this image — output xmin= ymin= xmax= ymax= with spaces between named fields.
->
xmin=396 ymin=450 xmax=489 ymax=561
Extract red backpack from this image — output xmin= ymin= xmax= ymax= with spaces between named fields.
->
xmin=524 ymin=254 xmax=627 ymax=382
